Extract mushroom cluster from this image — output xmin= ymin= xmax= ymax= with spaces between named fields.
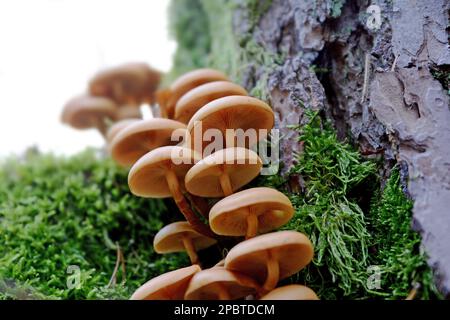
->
xmin=61 ymin=62 xmax=162 ymax=139
xmin=124 ymin=68 xmax=318 ymax=300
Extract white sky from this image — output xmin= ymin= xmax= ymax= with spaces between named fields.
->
xmin=0 ymin=0 xmax=175 ymax=157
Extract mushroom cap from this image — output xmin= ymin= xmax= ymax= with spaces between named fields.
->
xmin=174 ymin=81 xmax=247 ymax=124
xmin=128 ymin=146 xmax=201 ymax=198
xmin=187 ymin=95 xmax=274 ymax=153
xmin=164 ymin=69 xmax=229 ymax=118
xmin=109 ymin=118 xmax=186 ymax=167
xmin=106 ymin=119 xmax=139 ymax=144
xmin=89 ymin=62 xmax=161 ymax=104
xmin=61 ymin=95 xmax=117 ymax=129
xmin=209 ymin=187 xmax=294 ymax=236
xmin=259 ymin=285 xmax=319 ymax=300
xmin=185 ymin=148 xmax=262 ymax=197
xmin=130 ymin=264 xmax=201 ymax=300
xmin=184 ymin=267 xmax=259 ymax=300
xmin=224 ymin=231 xmax=314 ymax=285
xmin=154 ymin=221 xmax=217 ymax=254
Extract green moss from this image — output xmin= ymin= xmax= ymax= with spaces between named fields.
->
xmin=0 ymin=149 xmax=188 ymax=299
xmin=368 ymin=169 xmax=442 ymax=299
xmin=255 ymin=112 xmax=439 ymax=299
xmin=281 ymin=111 xmax=377 ymax=299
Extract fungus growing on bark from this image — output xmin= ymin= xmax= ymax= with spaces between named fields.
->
xmin=130 ymin=265 xmax=201 ymax=300
xmin=185 ymin=147 xmax=262 ymax=197
xmin=209 ymin=187 xmax=294 ymax=239
xmin=128 ymin=146 xmax=214 ymax=237
xmin=224 ymin=231 xmax=314 ymax=293
xmin=61 ymin=94 xmax=118 ymax=137
xmin=154 ymin=221 xmax=217 ymax=265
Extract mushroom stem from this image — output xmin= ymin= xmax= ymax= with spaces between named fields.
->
xmin=116 ymin=105 xmax=141 ymax=120
xmin=182 ymin=235 xmax=199 ymax=265
xmin=219 ymin=171 xmax=233 ymax=196
xmin=96 ymin=120 xmax=108 ymax=138
xmin=216 ymin=283 xmax=231 ymax=300
xmin=165 ymin=169 xmax=215 ymax=238
xmin=186 ymin=194 xmax=210 ymax=219
xmin=245 ymin=211 xmax=258 ymax=239
xmin=262 ymin=251 xmax=279 ymax=292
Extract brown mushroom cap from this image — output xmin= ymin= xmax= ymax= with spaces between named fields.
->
xmin=174 ymin=81 xmax=247 ymax=124
xmin=209 ymin=187 xmax=294 ymax=237
xmin=89 ymin=62 xmax=161 ymax=105
xmin=184 ymin=267 xmax=259 ymax=300
xmin=154 ymin=221 xmax=217 ymax=254
xmin=185 ymin=148 xmax=262 ymax=197
xmin=109 ymin=118 xmax=186 ymax=167
xmin=259 ymin=285 xmax=319 ymax=300
xmin=128 ymin=146 xmax=201 ymax=198
xmin=106 ymin=119 xmax=139 ymax=144
xmin=187 ymin=95 xmax=274 ymax=153
xmin=162 ymin=69 xmax=229 ymax=119
xmin=61 ymin=95 xmax=118 ymax=130
xmin=130 ymin=264 xmax=201 ymax=300
xmin=224 ymin=231 xmax=314 ymax=286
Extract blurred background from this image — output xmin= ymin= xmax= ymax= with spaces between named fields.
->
xmin=0 ymin=0 xmax=175 ymax=156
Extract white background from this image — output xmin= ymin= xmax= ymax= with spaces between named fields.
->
xmin=0 ymin=0 xmax=175 ymax=157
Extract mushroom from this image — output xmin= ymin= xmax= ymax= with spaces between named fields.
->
xmin=209 ymin=187 xmax=294 ymax=239
xmin=224 ymin=231 xmax=314 ymax=293
xmin=130 ymin=264 xmax=201 ymax=300
xmin=61 ymin=94 xmax=118 ymax=137
xmin=186 ymin=95 xmax=274 ymax=154
xmin=185 ymin=147 xmax=262 ymax=197
xmin=90 ymin=62 xmax=161 ymax=104
xmin=89 ymin=62 xmax=161 ymax=119
xmin=259 ymin=285 xmax=319 ymax=300
xmin=105 ymin=119 xmax=139 ymax=145
xmin=128 ymin=146 xmax=214 ymax=237
xmin=109 ymin=118 xmax=186 ymax=167
xmin=174 ymin=81 xmax=247 ymax=124
xmin=184 ymin=267 xmax=260 ymax=300
xmin=154 ymin=221 xmax=217 ymax=265
xmin=157 ymin=68 xmax=229 ymax=119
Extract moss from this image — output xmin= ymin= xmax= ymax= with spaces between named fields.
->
xmin=0 ymin=149 xmax=188 ymax=299
xmin=368 ymin=169 xmax=442 ymax=299
xmin=281 ymin=111 xmax=377 ymax=299
xmin=255 ymin=112 xmax=439 ymax=299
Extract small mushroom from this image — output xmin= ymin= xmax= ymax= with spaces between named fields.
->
xmin=184 ymin=267 xmax=260 ymax=300
xmin=61 ymin=94 xmax=118 ymax=137
xmin=224 ymin=231 xmax=314 ymax=293
xmin=259 ymin=285 xmax=319 ymax=300
xmin=89 ymin=62 xmax=161 ymax=106
xmin=130 ymin=264 xmax=201 ymax=300
xmin=106 ymin=119 xmax=139 ymax=145
xmin=174 ymin=81 xmax=247 ymax=124
xmin=185 ymin=147 xmax=262 ymax=197
xmin=109 ymin=118 xmax=186 ymax=167
xmin=187 ymin=95 xmax=274 ymax=154
xmin=157 ymin=68 xmax=229 ymax=119
xmin=154 ymin=221 xmax=217 ymax=265
xmin=128 ymin=146 xmax=214 ymax=237
xmin=209 ymin=187 xmax=294 ymax=239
